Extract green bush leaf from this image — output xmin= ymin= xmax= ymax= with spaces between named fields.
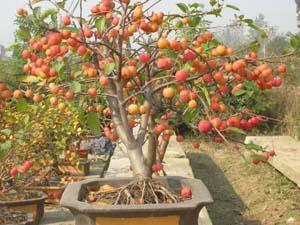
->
xmin=16 ymin=98 xmax=28 ymax=112
xmin=87 ymin=112 xmax=101 ymax=136
xmin=1 ymin=129 xmax=12 ymax=136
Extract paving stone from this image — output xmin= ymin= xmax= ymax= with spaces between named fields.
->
xmin=245 ymin=136 xmax=300 ymax=187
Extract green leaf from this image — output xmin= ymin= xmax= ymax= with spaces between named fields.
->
xmin=71 ymin=81 xmax=82 ymax=93
xmin=16 ymin=98 xmax=28 ymax=112
xmin=104 ymin=63 xmax=115 ymax=74
xmin=190 ymin=3 xmax=204 ymax=8
xmin=16 ymin=27 xmax=31 ymax=41
xmin=62 ymin=26 xmax=80 ymax=32
xmin=251 ymin=153 xmax=266 ymax=162
xmin=40 ymin=8 xmax=57 ymax=21
xmin=0 ymin=141 xmax=12 ymax=151
xmin=245 ymin=142 xmax=264 ymax=152
xmin=95 ymin=17 xmax=106 ymax=32
xmin=0 ymin=141 xmax=11 ymax=161
xmin=87 ymin=112 xmax=101 ymax=136
xmin=175 ymin=20 xmax=183 ymax=28
xmin=209 ymin=0 xmax=217 ymax=6
xmin=176 ymin=3 xmax=188 ymax=13
xmin=201 ymin=87 xmax=211 ymax=106
xmin=182 ymin=61 xmax=193 ymax=71
xmin=1 ymin=129 xmax=12 ymax=136
xmin=226 ymin=4 xmax=240 ymax=11
xmin=234 ymin=89 xmax=247 ymax=96
xmin=53 ymin=61 xmax=64 ymax=73
xmin=248 ymin=24 xmax=268 ymax=39
xmin=243 ymin=19 xmax=253 ymax=25
xmin=24 ymin=115 xmax=30 ymax=124
xmin=226 ymin=127 xmax=246 ymax=135
xmin=31 ymin=0 xmax=44 ymax=4
xmin=189 ymin=17 xmax=201 ymax=27
xmin=164 ymin=49 xmax=178 ymax=59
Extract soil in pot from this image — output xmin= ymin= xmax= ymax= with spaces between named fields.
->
xmin=84 ymin=179 xmax=189 ymax=205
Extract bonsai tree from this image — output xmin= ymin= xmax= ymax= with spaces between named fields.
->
xmin=1 ymin=0 xmax=293 ymax=185
xmin=0 ymin=102 xmax=84 ymax=192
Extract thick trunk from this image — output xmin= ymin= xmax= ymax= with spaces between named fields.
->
xmin=127 ymin=144 xmax=151 ymax=179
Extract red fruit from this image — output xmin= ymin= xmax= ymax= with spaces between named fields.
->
xmin=154 ymin=124 xmax=165 ymax=134
xmin=272 ymin=76 xmax=282 ymax=87
xmin=162 ymin=134 xmax=170 ymax=142
xmin=1 ymin=90 xmax=11 ymax=100
xmin=99 ymin=76 xmax=109 ymax=86
xmin=65 ymin=91 xmax=75 ymax=100
xmin=63 ymin=15 xmax=71 ymax=26
xmin=83 ymin=28 xmax=93 ymax=38
xmin=269 ymin=150 xmax=275 ymax=156
xmin=87 ymin=105 xmax=94 ymax=112
xmin=48 ymin=33 xmax=62 ymax=45
xmin=128 ymin=120 xmax=136 ymax=128
xmin=227 ymin=116 xmax=241 ymax=128
xmin=176 ymin=135 xmax=184 ymax=142
xmin=198 ymin=120 xmax=212 ymax=133
xmin=0 ymin=83 xmax=7 ymax=91
xmin=88 ymin=87 xmax=97 ymax=97
xmin=156 ymin=163 xmax=164 ymax=171
xmin=49 ymin=68 xmax=58 ymax=77
xmin=156 ymin=58 xmax=172 ymax=70
xmin=180 ymin=187 xmax=192 ymax=199
xmin=202 ymin=74 xmax=212 ymax=84
xmin=78 ymin=45 xmax=88 ymax=56
xmin=204 ymin=32 xmax=213 ymax=41
xmin=10 ymin=167 xmax=18 ymax=176
xmin=91 ymin=5 xmax=100 ymax=14
xmin=139 ymin=52 xmax=150 ymax=63
xmin=211 ymin=117 xmax=222 ymax=129
xmin=262 ymin=152 xmax=270 ymax=161
xmin=278 ymin=64 xmax=286 ymax=74
xmin=22 ymin=49 xmax=31 ymax=59
xmin=22 ymin=160 xmax=32 ymax=172
xmin=151 ymin=164 xmax=158 ymax=172
xmin=183 ymin=50 xmax=196 ymax=63
xmin=175 ymin=70 xmax=188 ymax=82
xmin=193 ymin=142 xmax=200 ymax=149
xmin=252 ymin=159 xmax=261 ymax=165
xmin=179 ymin=90 xmax=190 ymax=103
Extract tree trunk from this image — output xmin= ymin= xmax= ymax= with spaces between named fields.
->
xmin=127 ymin=143 xmax=151 ymax=179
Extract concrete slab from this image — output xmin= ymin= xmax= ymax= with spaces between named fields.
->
xmin=245 ymin=136 xmax=300 ymax=187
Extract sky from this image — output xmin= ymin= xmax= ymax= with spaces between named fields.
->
xmin=0 ymin=0 xmax=297 ymax=47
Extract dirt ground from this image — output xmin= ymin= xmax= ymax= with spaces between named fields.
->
xmin=181 ymin=141 xmax=300 ymax=225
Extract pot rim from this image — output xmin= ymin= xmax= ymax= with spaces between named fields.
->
xmin=60 ymin=176 xmax=213 ymax=214
xmin=0 ymin=191 xmax=47 ymax=206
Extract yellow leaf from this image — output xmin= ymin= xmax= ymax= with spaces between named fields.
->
xmin=22 ymin=76 xmax=41 ymax=83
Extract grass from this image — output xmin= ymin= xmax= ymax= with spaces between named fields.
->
xmin=181 ymin=140 xmax=300 ymax=225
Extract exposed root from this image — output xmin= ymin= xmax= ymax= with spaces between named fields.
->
xmin=86 ymin=180 xmax=183 ymax=205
